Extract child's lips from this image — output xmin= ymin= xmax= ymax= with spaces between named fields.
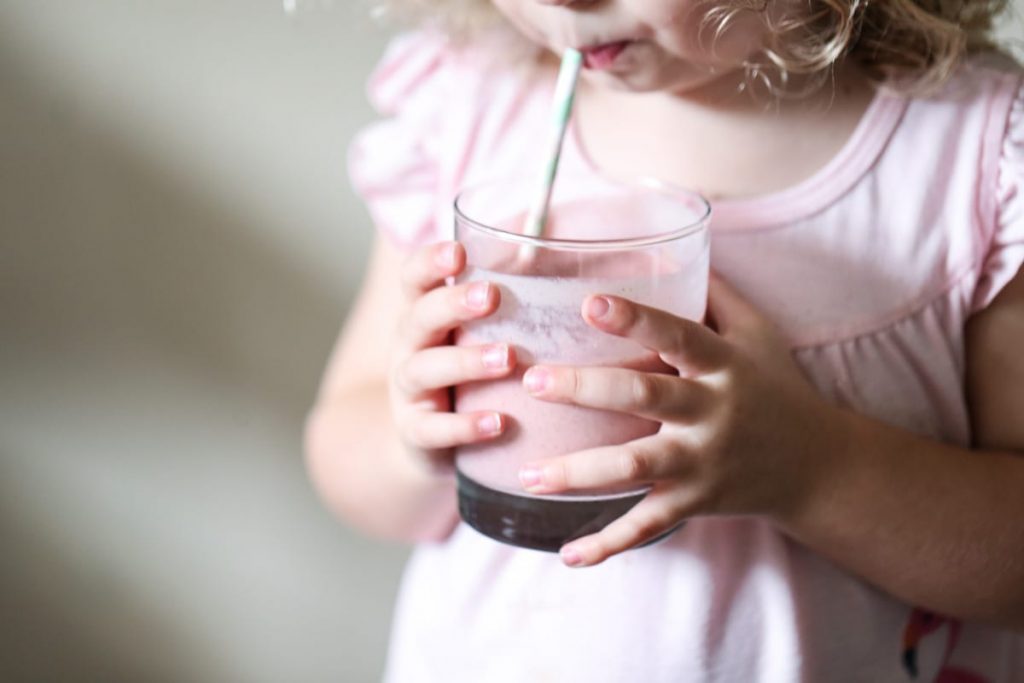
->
xmin=580 ymin=41 xmax=630 ymax=70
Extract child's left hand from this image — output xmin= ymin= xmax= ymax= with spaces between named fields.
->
xmin=519 ymin=275 xmax=846 ymax=567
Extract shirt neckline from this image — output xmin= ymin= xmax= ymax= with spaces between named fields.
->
xmin=567 ymin=89 xmax=909 ymax=231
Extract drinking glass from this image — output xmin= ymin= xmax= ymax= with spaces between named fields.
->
xmin=453 ymin=175 xmax=710 ymax=551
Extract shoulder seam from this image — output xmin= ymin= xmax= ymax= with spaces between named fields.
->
xmin=977 ymin=70 xmax=1023 ymax=269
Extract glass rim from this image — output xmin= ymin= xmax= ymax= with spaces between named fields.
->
xmin=453 ymin=176 xmax=711 ymax=251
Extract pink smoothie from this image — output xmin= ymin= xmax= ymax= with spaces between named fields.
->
xmin=456 ymin=355 xmax=671 ymax=497
xmin=455 ymin=262 xmax=707 ymax=498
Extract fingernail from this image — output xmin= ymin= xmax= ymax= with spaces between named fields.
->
xmin=523 ymin=367 xmax=550 ymax=394
xmin=481 ymin=344 xmax=510 ymax=370
xmin=586 ymin=296 xmax=611 ymax=320
xmin=435 ymin=243 xmax=457 ymax=270
xmin=466 ymin=282 xmax=491 ymax=310
xmin=518 ymin=466 xmax=542 ymax=488
xmin=476 ymin=412 xmax=502 ymax=436
xmin=560 ymin=546 xmax=584 ymax=567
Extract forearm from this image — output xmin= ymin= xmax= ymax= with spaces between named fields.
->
xmin=778 ymin=408 xmax=1024 ymax=629
xmin=304 ymin=383 xmax=459 ymax=543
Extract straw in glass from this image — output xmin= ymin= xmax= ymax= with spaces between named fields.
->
xmin=520 ymin=48 xmax=583 ymax=254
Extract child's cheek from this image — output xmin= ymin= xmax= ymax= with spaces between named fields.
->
xmin=649 ymin=1 xmax=768 ymax=67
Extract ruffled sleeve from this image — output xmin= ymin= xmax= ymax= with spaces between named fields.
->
xmin=972 ymin=77 xmax=1024 ymax=312
xmin=348 ymin=32 xmax=457 ymax=248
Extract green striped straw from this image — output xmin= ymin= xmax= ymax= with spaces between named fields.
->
xmin=522 ymin=48 xmax=583 ymax=241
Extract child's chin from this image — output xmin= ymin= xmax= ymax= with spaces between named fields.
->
xmin=583 ymin=69 xmax=666 ymax=94
xmin=584 ymin=69 xmax=693 ymax=96
xmin=659 ymin=68 xmax=751 ymax=99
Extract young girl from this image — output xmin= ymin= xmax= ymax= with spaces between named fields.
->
xmin=307 ymin=0 xmax=1024 ymax=679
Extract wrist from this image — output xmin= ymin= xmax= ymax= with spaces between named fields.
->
xmin=773 ymin=399 xmax=865 ymax=533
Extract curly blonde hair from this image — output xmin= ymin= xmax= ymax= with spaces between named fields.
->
xmin=368 ymin=0 xmax=1010 ymax=93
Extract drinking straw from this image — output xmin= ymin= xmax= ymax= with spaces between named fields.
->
xmin=522 ymin=48 xmax=584 ymax=241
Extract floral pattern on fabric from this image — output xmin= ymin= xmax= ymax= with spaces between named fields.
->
xmin=901 ymin=609 xmax=990 ymax=682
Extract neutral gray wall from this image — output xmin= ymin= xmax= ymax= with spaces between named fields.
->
xmin=1 ymin=2 xmax=1022 ymax=682
xmin=0 ymin=2 xmax=403 ymax=681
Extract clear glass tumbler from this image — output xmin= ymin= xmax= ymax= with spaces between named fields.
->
xmin=453 ymin=175 xmax=710 ymax=552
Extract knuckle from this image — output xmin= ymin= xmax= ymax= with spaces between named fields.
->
xmin=630 ymin=374 xmax=660 ymax=407
xmin=585 ymin=540 xmax=611 ymax=563
xmin=401 ymin=250 xmax=431 ymax=294
xmin=665 ymin=500 xmax=691 ymax=525
xmin=566 ymin=368 xmax=583 ymax=398
xmin=431 ymin=242 xmax=452 ymax=271
xmin=414 ymin=292 xmax=453 ymax=340
xmin=622 ymin=515 xmax=661 ymax=543
xmin=618 ymin=449 xmax=651 ymax=482
xmin=545 ymin=459 xmax=569 ymax=488
xmin=670 ymin=323 xmax=692 ymax=355
xmin=614 ymin=299 xmax=638 ymax=331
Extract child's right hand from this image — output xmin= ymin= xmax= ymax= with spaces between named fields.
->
xmin=389 ymin=241 xmax=515 ymax=472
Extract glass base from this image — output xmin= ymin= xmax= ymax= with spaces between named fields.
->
xmin=456 ymin=471 xmax=646 ymax=552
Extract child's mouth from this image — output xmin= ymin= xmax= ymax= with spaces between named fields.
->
xmin=580 ymin=41 xmax=630 ymax=70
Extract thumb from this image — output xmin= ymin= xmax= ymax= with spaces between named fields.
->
xmin=707 ymin=272 xmax=770 ymax=337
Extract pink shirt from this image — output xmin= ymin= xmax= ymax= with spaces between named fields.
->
xmin=350 ymin=32 xmax=1024 ymax=682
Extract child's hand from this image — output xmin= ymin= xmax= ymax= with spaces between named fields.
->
xmin=390 ymin=241 xmax=515 ymax=472
xmin=518 ymin=275 xmax=841 ymax=567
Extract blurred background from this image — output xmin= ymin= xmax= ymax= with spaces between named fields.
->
xmin=1 ymin=2 xmax=1022 ymax=682
xmin=0 ymin=1 xmax=400 ymax=681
